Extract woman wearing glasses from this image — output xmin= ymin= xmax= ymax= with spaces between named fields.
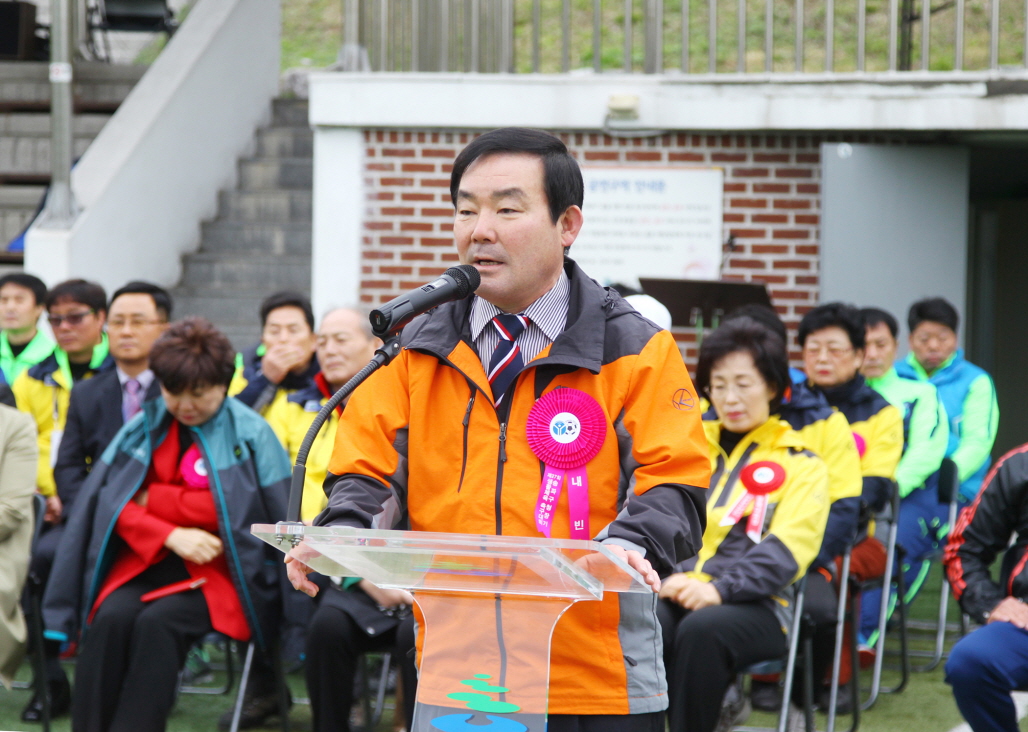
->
xmin=658 ymin=317 xmax=830 ymax=732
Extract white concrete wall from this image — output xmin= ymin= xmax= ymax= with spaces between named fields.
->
xmin=311 ymin=128 xmax=364 ymax=320
xmin=25 ymin=0 xmax=280 ymax=292
xmin=309 ymin=71 xmax=1028 ymax=133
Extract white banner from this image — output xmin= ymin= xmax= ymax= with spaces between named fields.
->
xmin=574 ymin=166 xmax=724 ymax=287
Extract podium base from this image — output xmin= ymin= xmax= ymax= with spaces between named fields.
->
xmin=412 ymin=593 xmax=577 ymax=732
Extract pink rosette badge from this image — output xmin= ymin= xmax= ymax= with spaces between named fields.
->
xmin=852 ymin=432 xmax=867 ymax=458
xmin=179 ymin=444 xmax=210 ymax=490
xmin=526 ymin=388 xmax=607 ymax=540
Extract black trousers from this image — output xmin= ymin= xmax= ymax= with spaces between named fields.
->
xmin=71 ymin=559 xmax=212 ymax=732
xmin=658 ymin=599 xmax=787 ymax=732
xmin=305 ymin=595 xmax=418 ymax=732
xmin=548 ymin=712 xmax=665 ymax=731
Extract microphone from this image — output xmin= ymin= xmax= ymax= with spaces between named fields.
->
xmin=370 ymin=264 xmax=481 ymax=337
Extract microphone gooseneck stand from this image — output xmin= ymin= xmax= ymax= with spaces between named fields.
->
xmin=273 ymin=264 xmax=481 ymax=547
xmin=274 ymin=334 xmax=401 ymax=545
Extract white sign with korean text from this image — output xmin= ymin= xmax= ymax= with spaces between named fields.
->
xmin=574 ymin=166 xmax=724 ymax=286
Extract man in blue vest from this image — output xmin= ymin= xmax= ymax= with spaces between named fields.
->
xmin=859 ymin=297 xmax=998 ymax=642
xmin=898 ymin=298 xmax=998 ymax=503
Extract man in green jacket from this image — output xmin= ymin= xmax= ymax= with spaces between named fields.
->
xmin=0 ymin=273 xmax=54 ymax=385
xmin=859 ymin=307 xmax=949 ymax=645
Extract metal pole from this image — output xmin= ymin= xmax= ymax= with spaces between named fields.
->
xmin=683 ymin=0 xmax=691 ymax=71
xmin=594 ymin=0 xmax=602 ymax=72
xmin=411 ymin=0 xmax=419 ymax=70
xmin=39 ymin=0 xmax=77 ymax=229
xmin=990 ymin=0 xmax=1000 ymax=69
xmin=471 ymin=0 xmax=480 ymax=72
xmin=501 ymin=0 xmax=513 ymax=72
xmin=646 ymin=0 xmax=663 ymax=72
xmin=562 ymin=0 xmax=571 ymax=71
xmin=624 ymin=0 xmax=633 ymax=71
xmin=795 ymin=0 xmax=803 ymax=70
xmin=738 ymin=0 xmax=747 ymax=70
xmin=888 ymin=0 xmax=899 ymax=69
xmin=826 ymin=0 xmax=834 ymax=70
xmin=378 ymin=0 xmax=388 ymax=70
xmin=922 ymin=0 xmax=930 ymax=69
xmin=440 ymin=0 xmax=449 ymax=71
xmin=765 ymin=0 xmax=773 ymax=70
xmin=857 ymin=0 xmax=866 ymax=70
xmin=955 ymin=0 xmax=964 ymax=69
xmin=709 ymin=0 xmax=718 ymax=70
xmin=532 ymin=0 xmax=540 ymax=71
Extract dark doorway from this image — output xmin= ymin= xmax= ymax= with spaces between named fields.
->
xmin=967 ymin=144 xmax=1028 ymax=456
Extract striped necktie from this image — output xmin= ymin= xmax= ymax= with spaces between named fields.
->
xmin=487 ymin=313 xmax=529 ymax=408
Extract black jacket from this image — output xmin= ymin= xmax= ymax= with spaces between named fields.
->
xmin=946 ymin=444 xmax=1028 ymax=624
xmin=54 ymin=369 xmax=161 ymax=511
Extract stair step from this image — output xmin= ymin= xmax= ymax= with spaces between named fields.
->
xmin=0 ymin=113 xmax=112 ymax=136
xmin=217 ymin=189 xmax=312 ymax=223
xmin=199 ymin=221 xmax=311 ymax=255
xmin=271 ymin=98 xmax=309 ymax=127
xmin=256 ymin=127 xmax=313 ymax=158
xmin=179 ymin=253 xmax=311 ymax=290
xmin=0 ymin=185 xmax=46 ymax=208
xmin=238 ymin=157 xmax=313 ymax=191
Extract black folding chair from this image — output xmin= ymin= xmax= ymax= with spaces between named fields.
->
xmin=85 ymin=0 xmax=177 ymax=61
xmin=734 ymin=576 xmax=813 ymax=732
xmin=906 ymin=457 xmax=968 ymax=672
xmin=855 ymin=480 xmax=910 ymax=710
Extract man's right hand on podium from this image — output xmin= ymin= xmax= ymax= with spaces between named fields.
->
xmin=285 ymin=555 xmax=319 ymax=597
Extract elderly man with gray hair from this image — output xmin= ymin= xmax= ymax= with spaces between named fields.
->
xmin=263 ymin=307 xmax=418 ymax=732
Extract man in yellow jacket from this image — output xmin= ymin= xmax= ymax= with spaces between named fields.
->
xmin=12 ymin=278 xmax=110 ymax=722
xmin=288 ymin=128 xmax=711 ymax=730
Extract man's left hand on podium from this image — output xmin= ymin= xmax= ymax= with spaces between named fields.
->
xmin=603 ymin=544 xmax=660 ymax=592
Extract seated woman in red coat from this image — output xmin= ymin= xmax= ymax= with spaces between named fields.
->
xmin=43 ymin=318 xmax=294 ymax=732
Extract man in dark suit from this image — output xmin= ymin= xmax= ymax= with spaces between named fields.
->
xmin=55 ymin=282 xmax=170 ymax=511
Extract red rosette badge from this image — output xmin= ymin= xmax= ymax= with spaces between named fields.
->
xmin=720 ymin=460 xmax=786 ymax=543
xmin=526 ymin=388 xmax=607 ymax=539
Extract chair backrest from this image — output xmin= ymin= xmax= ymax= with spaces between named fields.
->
xmin=938 ymin=458 xmax=959 ymax=505
xmin=103 ymin=0 xmax=171 ymax=20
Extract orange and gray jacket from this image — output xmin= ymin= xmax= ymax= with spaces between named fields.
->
xmin=318 ymin=260 xmax=711 ymax=715
xmin=678 ymin=418 xmax=830 ymax=631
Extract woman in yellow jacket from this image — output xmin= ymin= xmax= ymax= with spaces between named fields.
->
xmin=658 ymin=317 xmax=830 ymax=732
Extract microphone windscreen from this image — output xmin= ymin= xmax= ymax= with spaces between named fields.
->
xmin=446 ymin=265 xmax=482 ymax=298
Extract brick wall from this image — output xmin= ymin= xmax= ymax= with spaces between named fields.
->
xmin=360 ymin=129 xmax=833 ymax=364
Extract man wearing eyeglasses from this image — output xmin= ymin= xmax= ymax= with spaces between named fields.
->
xmin=11 ymin=278 xmax=112 ymax=723
xmin=55 ymin=282 xmax=170 ymax=516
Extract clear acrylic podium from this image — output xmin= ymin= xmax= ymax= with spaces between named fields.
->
xmin=252 ymin=524 xmax=652 ymax=732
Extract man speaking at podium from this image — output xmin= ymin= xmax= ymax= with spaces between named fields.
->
xmin=288 ymin=128 xmax=711 ymax=731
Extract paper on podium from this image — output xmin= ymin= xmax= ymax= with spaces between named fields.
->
xmin=252 ymin=524 xmax=652 ymax=599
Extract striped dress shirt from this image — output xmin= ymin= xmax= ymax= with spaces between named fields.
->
xmin=469 ymin=270 xmax=570 ymax=375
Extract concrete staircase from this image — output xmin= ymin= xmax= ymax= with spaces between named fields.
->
xmin=170 ymin=98 xmax=313 ymax=350
xmin=0 ymin=62 xmax=145 ymax=251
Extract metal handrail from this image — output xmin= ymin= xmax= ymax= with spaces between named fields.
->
xmin=344 ymin=0 xmax=1028 ymax=75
